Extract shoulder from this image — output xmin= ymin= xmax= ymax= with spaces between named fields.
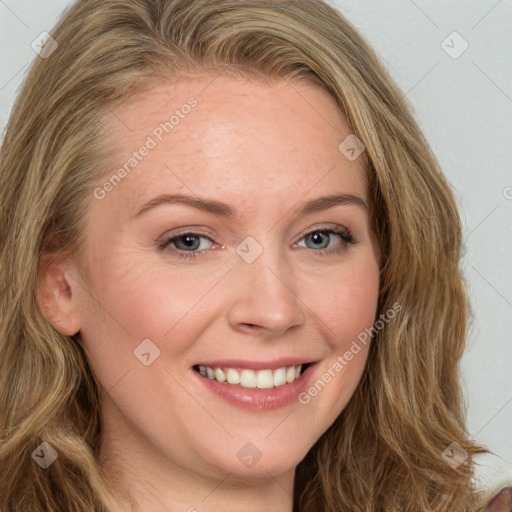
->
xmin=473 ymin=452 xmax=512 ymax=511
xmin=483 ymin=486 xmax=512 ymax=511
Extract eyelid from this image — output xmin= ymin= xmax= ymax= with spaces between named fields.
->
xmin=157 ymin=225 xmax=218 ymax=242
xmin=157 ymin=222 xmax=355 ymax=259
xmin=157 ymin=228 xmax=220 ymax=251
xmin=158 ymin=223 xmax=353 ymax=246
xmin=293 ymin=222 xmax=354 ymax=244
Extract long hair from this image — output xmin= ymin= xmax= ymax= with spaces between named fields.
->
xmin=0 ymin=1 xmax=490 ymax=510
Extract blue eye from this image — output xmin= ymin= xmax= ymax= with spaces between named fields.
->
xmin=164 ymin=233 xmax=212 ymax=252
xmin=157 ymin=232 xmax=216 ymax=258
xmin=157 ymin=227 xmax=355 ymax=259
xmin=298 ymin=229 xmax=354 ymax=253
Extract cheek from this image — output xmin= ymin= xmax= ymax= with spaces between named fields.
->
xmin=305 ymin=253 xmax=380 ymax=345
xmin=296 ymin=253 xmax=379 ymax=416
xmin=76 ymin=248 xmax=229 ymax=373
xmin=77 ymin=239 xmax=379 ymax=388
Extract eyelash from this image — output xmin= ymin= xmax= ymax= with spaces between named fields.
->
xmin=157 ymin=226 xmax=355 ymax=260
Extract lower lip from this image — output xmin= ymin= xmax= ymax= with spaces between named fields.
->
xmin=193 ymin=365 xmax=316 ymax=411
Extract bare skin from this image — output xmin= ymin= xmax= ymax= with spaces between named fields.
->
xmin=39 ymin=74 xmax=380 ymax=512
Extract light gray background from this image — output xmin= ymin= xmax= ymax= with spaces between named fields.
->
xmin=1 ymin=0 xmax=511 ymax=489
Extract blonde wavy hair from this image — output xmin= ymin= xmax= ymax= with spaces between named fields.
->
xmin=0 ymin=0 xmax=492 ymax=510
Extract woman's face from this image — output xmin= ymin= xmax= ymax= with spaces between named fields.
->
xmin=58 ymin=75 xmax=380 ymax=486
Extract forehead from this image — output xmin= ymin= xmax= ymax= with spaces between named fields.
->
xmin=99 ymin=75 xmax=368 ymax=218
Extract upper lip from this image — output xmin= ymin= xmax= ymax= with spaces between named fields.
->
xmin=193 ymin=358 xmax=317 ymax=371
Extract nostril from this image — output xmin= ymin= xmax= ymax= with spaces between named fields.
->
xmin=242 ymin=323 xmax=258 ymax=329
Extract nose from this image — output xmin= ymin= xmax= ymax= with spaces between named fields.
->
xmin=226 ymin=244 xmax=305 ymax=336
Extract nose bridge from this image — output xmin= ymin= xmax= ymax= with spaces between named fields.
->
xmin=227 ymin=235 xmax=305 ymax=334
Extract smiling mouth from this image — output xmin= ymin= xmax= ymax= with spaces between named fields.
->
xmin=193 ymin=363 xmax=313 ymax=389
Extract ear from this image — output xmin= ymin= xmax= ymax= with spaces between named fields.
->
xmin=38 ymin=253 xmax=81 ymax=336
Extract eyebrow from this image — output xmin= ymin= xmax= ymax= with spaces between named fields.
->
xmin=135 ymin=192 xmax=368 ymax=218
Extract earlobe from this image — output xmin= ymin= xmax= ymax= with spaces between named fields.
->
xmin=38 ymin=254 xmax=81 ymax=336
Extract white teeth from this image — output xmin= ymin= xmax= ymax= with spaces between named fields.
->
xmin=286 ymin=366 xmax=296 ymax=383
xmin=256 ymin=369 xmax=274 ymax=389
xmin=214 ymin=368 xmax=226 ymax=383
xmin=240 ymin=369 xmax=257 ymax=388
xmin=197 ymin=364 xmax=304 ymax=389
xmin=226 ymin=368 xmax=240 ymax=384
xmin=273 ymin=367 xmax=287 ymax=386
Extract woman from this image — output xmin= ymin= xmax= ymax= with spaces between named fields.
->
xmin=0 ymin=0 xmax=501 ymax=510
